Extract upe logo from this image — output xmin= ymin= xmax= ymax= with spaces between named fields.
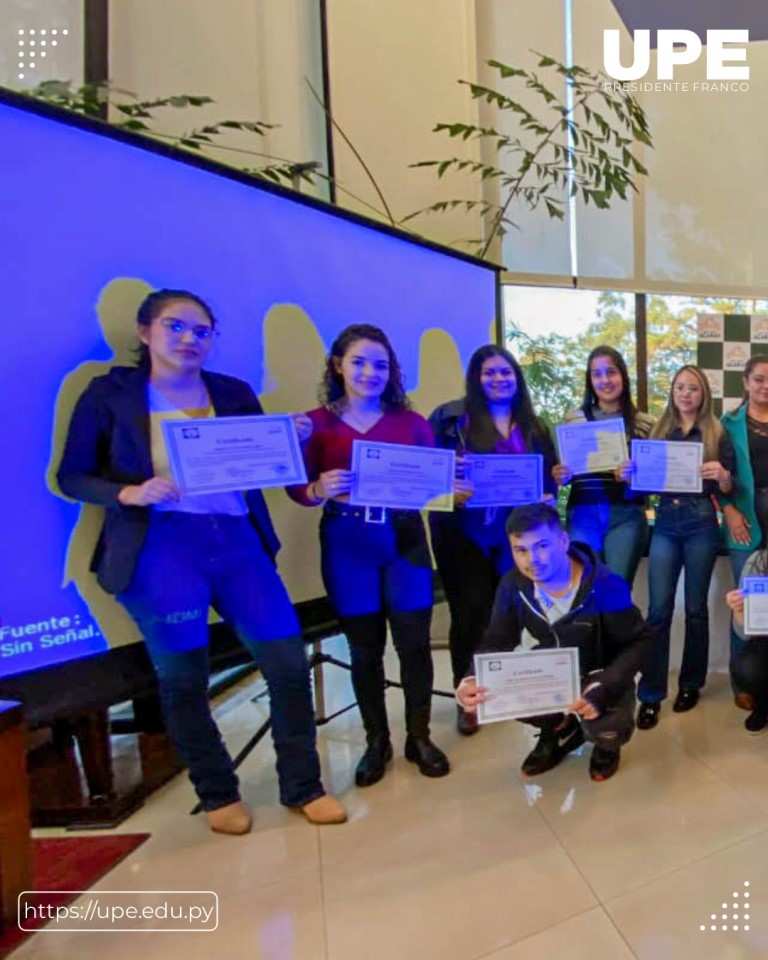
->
xmin=604 ymin=29 xmax=749 ymax=81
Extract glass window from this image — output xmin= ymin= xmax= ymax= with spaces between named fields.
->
xmin=502 ymin=285 xmax=635 ymax=427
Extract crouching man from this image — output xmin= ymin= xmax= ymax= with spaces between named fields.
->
xmin=457 ymin=504 xmax=654 ymax=782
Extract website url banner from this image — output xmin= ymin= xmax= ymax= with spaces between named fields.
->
xmin=18 ymin=891 xmax=218 ymax=932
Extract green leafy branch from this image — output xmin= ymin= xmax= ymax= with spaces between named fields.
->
xmin=406 ymin=53 xmax=653 ymax=258
xmin=20 ymin=80 xmax=310 ymax=186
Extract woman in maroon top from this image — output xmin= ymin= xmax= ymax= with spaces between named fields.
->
xmin=290 ymin=324 xmax=450 ymax=786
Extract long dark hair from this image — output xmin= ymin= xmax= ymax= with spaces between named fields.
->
xmin=135 ymin=289 xmax=217 ymax=368
xmin=463 ymin=344 xmax=546 ymax=452
xmin=320 ymin=323 xmax=410 ymax=412
xmin=741 ymin=354 xmax=768 ymax=405
xmin=582 ymin=345 xmax=637 ymax=433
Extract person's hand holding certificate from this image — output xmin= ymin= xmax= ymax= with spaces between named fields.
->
xmin=472 ymin=648 xmax=581 ymax=723
xmin=162 ymin=414 xmax=307 ymax=495
xmin=349 ymin=440 xmax=455 ymax=511
xmin=555 ymin=419 xmax=628 ymax=475
xmin=462 ymin=454 xmax=543 ymax=508
xmin=743 ymin=577 xmax=768 ymax=637
xmin=629 ymin=439 xmax=703 ymax=494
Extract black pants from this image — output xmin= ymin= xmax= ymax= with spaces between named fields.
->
xmin=340 ymin=610 xmax=435 ymax=742
xmin=522 ymin=680 xmax=636 ymax=747
xmin=732 ymin=641 xmax=768 ymax=712
xmin=431 ymin=519 xmax=510 ymax=688
xmin=320 ymin=510 xmax=437 ymax=743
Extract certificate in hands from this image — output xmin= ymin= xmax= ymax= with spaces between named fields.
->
xmin=743 ymin=577 xmax=768 ymax=638
xmin=474 ymin=647 xmax=581 ymax=724
xmin=162 ymin=414 xmax=307 ymax=495
xmin=629 ymin=439 xmax=703 ymax=494
xmin=555 ymin=418 xmax=628 ymax=475
xmin=463 ymin=454 xmax=543 ymax=508
xmin=349 ymin=440 xmax=455 ymax=511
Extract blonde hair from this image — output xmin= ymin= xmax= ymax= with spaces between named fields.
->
xmin=652 ymin=365 xmax=723 ymax=459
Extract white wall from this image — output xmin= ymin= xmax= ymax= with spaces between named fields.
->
xmin=107 ymin=0 xmax=490 ymax=248
xmin=634 ymin=557 xmax=732 ymax=676
xmin=1 ymin=0 xmax=83 ymax=89
xmin=109 ymin=0 xmax=328 ymax=199
xmin=326 ymin=0 xmax=485 ymax=251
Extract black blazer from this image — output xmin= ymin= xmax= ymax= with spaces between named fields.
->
xmin=57 ymin=365 xmax=281 ymax=594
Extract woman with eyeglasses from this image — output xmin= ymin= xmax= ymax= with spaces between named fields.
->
xmin=428 ymin=345 xmax=557 ymax=736
xmin=57 ymin=288 xmax=346 ymax=834
xmin=720 ymin=355 xmax=768 ymax=731
xmin=553 ymin=345 xmax=654 ymax=586
xmin=634 ymin=366 xmax=734 ymax=730
xmin=289 ymin=324 xmax=450 ymax=788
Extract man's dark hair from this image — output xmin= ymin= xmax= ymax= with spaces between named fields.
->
xmin=505 ymin=503 xmax=563 ymax=537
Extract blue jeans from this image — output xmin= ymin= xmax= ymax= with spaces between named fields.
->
xmin=320 ymin=510 xmax=434 ymax=616
xmin=566 ymin=501 xmax=648 ymax=586
xmin=118 ymin=513 xmax=323 ymax=810
xmin=639 ymin=498 xmax=722 ymax=703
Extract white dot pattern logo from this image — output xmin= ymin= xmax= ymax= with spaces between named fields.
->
xmin=12 ymin=24 xmax=70 ymax=79
xmin=700 ymin=882 xmax=753 ymax=932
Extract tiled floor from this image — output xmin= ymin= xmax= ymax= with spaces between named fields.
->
xmin=15 ymin=604 xmax=768 ymax=959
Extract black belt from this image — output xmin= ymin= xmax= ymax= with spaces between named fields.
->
xmin=323 ymin=500 xmax=417 ymax=524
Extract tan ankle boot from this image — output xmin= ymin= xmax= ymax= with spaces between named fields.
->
xmin=206 ymin=801 xmax=252 ymax=835
xmin=295 ymin=794 xmax=347 ymax=825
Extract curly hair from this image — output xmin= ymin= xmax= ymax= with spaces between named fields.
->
xmin=319 ymin=323 xmax=410 ymax=412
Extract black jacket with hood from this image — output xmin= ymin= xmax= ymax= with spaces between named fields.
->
xmin=473 ymin=543 xmax=653 ymax=712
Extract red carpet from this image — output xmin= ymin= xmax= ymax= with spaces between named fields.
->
xmin=0 ymin=834 xmax=150 ymax=958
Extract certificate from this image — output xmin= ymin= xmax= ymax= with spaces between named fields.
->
xmin=463 ymin=454 xmax=543 ymax=508
xmin=629 ymin=439 xmax=703 ymax=494
xmin=555 ymin=418 xmax=628 ymax=475
xmin=162 ymin=414 xmax=307 ymax=495
xmin=349 ymin=440 xmax=455 ymax=511
xmin=474 ymin=648 xmax=581 ymax=724
xmin=743 ymin=577 xmax=768 ymax=638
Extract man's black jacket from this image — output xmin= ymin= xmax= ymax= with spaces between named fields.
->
xmin=474 ymin=543 xmax=653 ymax=712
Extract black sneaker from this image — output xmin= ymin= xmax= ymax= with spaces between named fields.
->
xmin=589 ymin=744 xmax=621 ymax=782
xmin=521 ymin=716 xmax=584 ymax=777
xmin=744 ymin=710 xmax=768 ymax=736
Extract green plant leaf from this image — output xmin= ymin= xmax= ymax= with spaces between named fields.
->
xmin=486 ymin=60 xmax=528 ymax=79
xmin=120 ymin=119 xmax=151 ymax=132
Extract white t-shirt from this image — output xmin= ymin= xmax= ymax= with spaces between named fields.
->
xmin=520 ymin=578 xmax=578 ymax=648
xmin=148 ymin=383 xmax=247 ymax=515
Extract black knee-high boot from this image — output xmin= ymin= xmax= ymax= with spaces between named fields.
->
xmin=389 ymin=608 xmax=450 ymax=778
xmin=341 ymin=613 xmax=393 ymax=787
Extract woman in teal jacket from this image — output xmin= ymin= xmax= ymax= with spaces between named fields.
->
xmin=721 ymin=355 xmax=768 ymax=732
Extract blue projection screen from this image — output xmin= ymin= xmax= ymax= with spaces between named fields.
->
xmin=0 ymin=94 xmax=498 ymax=680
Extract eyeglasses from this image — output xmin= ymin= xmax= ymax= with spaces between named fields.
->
xmin=673 ymin=384 xmax=701 ymax=395
xmin=159 ymin=318 xmax=217 ymax=342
